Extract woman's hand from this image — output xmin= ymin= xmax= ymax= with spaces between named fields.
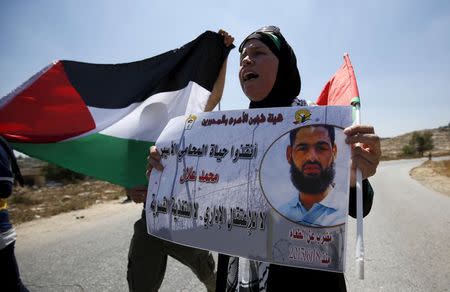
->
xmin=344 ymin=125 xmax=381 ymax=187
xmin=126 ymin=186 xmax=148 ymax=204
xmin=146 ymin=145 xmax=164 ymax=178
xmin=218 ymin=29 xmax=234 ymax=47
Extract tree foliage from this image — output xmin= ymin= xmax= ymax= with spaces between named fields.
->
xmin=403 ymin=131 xmax=434 ymax=157
xmin=402 ymin=144 xmax=415 ymax=155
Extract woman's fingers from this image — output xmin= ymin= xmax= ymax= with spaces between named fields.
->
xmin=146 ymin=146 xmax=164 ymax=178
xmin=218 ymin=29 xmax=234 ymax=47
xmin=345 ymin=124 xmax=381 ymax=180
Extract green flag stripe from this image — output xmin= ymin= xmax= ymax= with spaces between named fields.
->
xmin=12 ymin=133 xmax=154 ymax=188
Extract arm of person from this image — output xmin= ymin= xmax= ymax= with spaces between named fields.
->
xmin=0 ymin=146 xmax=13 ymax=198
xmin=203 ymin=29 xmax=234 ymax=112
xmin=126 ymin=186 xmax=148 ymax=204
xmin=204 ymin=58 xmax=228 ymax=112
xmin=348 ymin=179 xmax=374 ymax=218
xmin=344 ymin=124 xmax=381 ymax=217
xmin=0 ymin=181 xmax=13 ymax=198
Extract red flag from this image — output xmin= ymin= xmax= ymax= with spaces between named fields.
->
xmin=0 ymin=62 xmax=95 ymax=143
xmin=316 ymin=54 xmax=360 ymax=106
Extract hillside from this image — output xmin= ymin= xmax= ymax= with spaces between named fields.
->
xmin=381 ymin=124 xmax=450 ymax=160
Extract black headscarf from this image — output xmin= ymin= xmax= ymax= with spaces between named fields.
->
xmin=239 ymin=26 xmax=301 ymax=109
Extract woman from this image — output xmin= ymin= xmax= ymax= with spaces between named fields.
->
xmin=148 ymin=26 xmax=381 ymax=291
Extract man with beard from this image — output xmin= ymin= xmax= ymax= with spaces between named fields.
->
xmin=279 ymin=124 xmax=347 ymax=227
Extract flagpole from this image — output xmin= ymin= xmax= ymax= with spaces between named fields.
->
xmin=317 ymin=53 xmax=365 ymax=279
xmin=352 ymin=99 xmax=364 ymax=280
xmin=344 ymin=52 xmax=364 ymax=280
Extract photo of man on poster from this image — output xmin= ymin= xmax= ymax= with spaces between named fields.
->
xmin=278 ymin=124 xmax=347 ymax=227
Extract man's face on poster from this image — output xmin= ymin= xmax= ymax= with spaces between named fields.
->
xmin=286 ymin=126 xmax=337 ymax=194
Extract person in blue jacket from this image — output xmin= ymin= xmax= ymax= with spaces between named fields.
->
xmin=0 ymin=136 xmax=29 ymax=292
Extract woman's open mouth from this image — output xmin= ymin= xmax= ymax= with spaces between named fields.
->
xmin=243 ymin=72 xmax=259 ymax=82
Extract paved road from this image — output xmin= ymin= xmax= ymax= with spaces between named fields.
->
xmin=15 ymin=158 xmax=450 ymax=291
xmin=346 ymin=158 xmax=450 ymax=291
xmin=15 ymin=201 xmax=207 ymax=292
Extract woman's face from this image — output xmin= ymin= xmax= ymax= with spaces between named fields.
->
xmin=239 ymin=39 xmax=279 ymax=102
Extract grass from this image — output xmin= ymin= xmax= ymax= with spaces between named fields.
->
xmin=410 ymin=159 xmax=450 ymax=196
xmin=7 ymin=179 xmax=125 ymax=225
xmin=428 ymin=159 xmax=450 ymax=177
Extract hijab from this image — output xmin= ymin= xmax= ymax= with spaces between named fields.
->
xmin=239 ymin=26 xmax=301 ymax=109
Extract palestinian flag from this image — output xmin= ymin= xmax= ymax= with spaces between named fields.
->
xmin=316 ymin=53 xmax=360 ymax=106
xmin=0 ymin=31 xmax=232 ymax=188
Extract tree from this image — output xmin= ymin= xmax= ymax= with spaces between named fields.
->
xmin=402 ymin=144 xmax=415 ymax=156
xmin=403 ymin=131 xmax=434 ymax=157
xmin=418 ymin=131 xmax=434 ymax=156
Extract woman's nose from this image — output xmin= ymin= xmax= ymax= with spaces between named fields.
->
xmin=241 ymin=55 xmax=253 ymax=66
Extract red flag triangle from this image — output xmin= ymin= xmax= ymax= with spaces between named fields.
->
xmin=316 ymin=54 xmax=360 ymax=106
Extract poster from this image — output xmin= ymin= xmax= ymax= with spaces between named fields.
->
xmin=146 ymin=106 xmax=353 ymax=272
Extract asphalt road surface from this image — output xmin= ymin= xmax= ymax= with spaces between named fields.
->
xmin=15 ymin=158 xmax=450 ymax=291
xmin=345 ymin=157 xmax=450 ymax=292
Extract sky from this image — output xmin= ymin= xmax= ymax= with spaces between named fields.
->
xmin=1 ymin=0 xmax=449 ymax=138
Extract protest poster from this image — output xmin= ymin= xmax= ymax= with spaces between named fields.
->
xmin=146 ymin=106 xmax=352 ymax=272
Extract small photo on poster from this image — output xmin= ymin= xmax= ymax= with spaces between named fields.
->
xmin=260 ymin=124 xmax=350 ymax=227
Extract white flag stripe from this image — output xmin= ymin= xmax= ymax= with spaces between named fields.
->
xmin=100 ymin=81 xmax=210 ymax=141
xmin=61 ymin=103 xmax=140 ymax=142
xmin=61 ymin=81 xmax=210 ymax=142
xmin=89 ymin=103 xmax=140 ymax=133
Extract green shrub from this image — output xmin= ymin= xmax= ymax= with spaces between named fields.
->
xmin=403 ymin=131 xmax=434 ymax=157
xmin=402 ymin=144 xmax=416 ymax=155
